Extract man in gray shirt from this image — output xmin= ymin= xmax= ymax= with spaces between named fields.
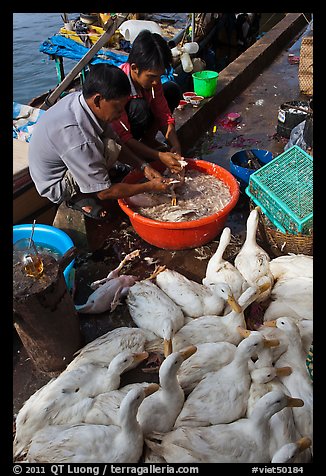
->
xmin=29 ymin=63 xmax=182 ymax=220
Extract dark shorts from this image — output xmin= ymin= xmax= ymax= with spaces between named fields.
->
xmin=126 ymin=81 xmax=182 ymax=140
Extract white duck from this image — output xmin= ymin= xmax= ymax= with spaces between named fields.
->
xmin=177 ymin=341 xmax=236 ymax=395
xmin=238 ymin=326 xmax=287 ymax=368
xmin=263 ymin=276 xmax=313 ymax=322
xmin=66 ymin=326 xmax=160 ymax=371
xmin=202 ymin=226 xmax=249 ymax=301
xmin=246 ymin=365 xmax=308 ymax=460
xmin=269 ymin=253 xmax=313 ymax=281
xmin=145 ymin=390 xmax=304 ymax=463
xmin=264 ymin=317 xmax=313 ymax=445
xmin=271 ymin=437 xmax=312 ymax=463
xmin=155 ymin=268 xmax=241 ymax=317
xmin=172 ymin=281 xmax=269 ymax=351
xmin=75 ymin=250 xmax=140 ymax=314
xmin=234 ymin=207 xmax=274 ymax=302
xmin=14 ymin=350 xmax=148 ymax=459
xmin=136 ymin=345 xmax=197 ymax=435
xmin=25 ymin=384 xmax=159 ymax=463
xmin=174 ymin=332 xmax=279 ymax=427
xmin=127 ymin=278 xmax=185 ymax=356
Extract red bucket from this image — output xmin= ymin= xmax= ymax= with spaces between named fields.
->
xmin=118 ymin=159 xmax=240 ymax=250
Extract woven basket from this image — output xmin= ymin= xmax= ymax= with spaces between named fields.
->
xmin=250 ymin=202 xmax=313 ymax=256
xmin=298 ymin=36 xmax=313 ymax=96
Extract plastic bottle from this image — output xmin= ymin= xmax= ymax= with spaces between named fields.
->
xmin=118 ymin=20 xmax=163 ymax=43
xmin=180 ymin=52 xmax=193 ymax=73
xmin=182 ymin=42 xmax=199 ymax=54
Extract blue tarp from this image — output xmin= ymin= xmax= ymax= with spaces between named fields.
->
xmin=40 ymin=35 xmax=128 ymax=66
xmin=39 ymin=35 xmax=175 ymax=84
xmin=13 ymin=102 xmax=45 ymax=142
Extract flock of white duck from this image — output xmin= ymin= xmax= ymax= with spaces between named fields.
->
xmin=13 ymin=207 xmax=313 ymax=464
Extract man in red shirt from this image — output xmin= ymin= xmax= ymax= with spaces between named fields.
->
xmin=111 ymin=30 xmax=183 ymax=172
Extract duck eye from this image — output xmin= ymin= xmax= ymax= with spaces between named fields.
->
xmin=124 ymin=359 xmax=128 ymax=363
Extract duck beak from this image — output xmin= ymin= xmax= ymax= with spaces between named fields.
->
xmin=275 ymin=366 xmax=292 ymax=377
xmin=259 ymin=281 xmax=271 ymax=294
xmin=286 ymin=396 xmax=304 ymax=408
xmin=228 ymin=295 xmax=242 ymax=313
xmin=164 ymin=338 xmax=173 ymax=357
xmin=179 ymin=345 xmax=197 ymax=360
xmin=263 ymin=319 xmax=277 ymax=327
xmin=297 ymin=437 xmax=312 ymax=451
xmin=144 ymin=383 xmax=160 ymax=396
xmin=263 ymin=338 xmax=280 ymax=348
xmin=133 ymin=351 xmax=149 ymax=363
xmin=237 ymin=326 xmax=251 ymax=338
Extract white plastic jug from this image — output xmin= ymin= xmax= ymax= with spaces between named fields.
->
xmin=118 ymin=20 xmax=163 ymax=43
xmin=180 ymin=52 xmax=193 ymax=73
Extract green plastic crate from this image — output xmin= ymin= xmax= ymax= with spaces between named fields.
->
xmin=245 ymin=145 xmax=313 ymax=235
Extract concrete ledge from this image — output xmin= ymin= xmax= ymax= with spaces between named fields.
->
xmin=176 ymin=13 xmax=307 ymax=154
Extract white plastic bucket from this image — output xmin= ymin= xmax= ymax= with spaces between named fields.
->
xmin=118 ymin=20 xmax=163 ymax=43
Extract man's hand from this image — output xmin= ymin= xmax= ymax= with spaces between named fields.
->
xmin=158 ymin=152 xmax=183 ymax=174
xmin=143 ymin=164 xmax=163 ymax=181
xmin=146 ymin=177 xmax=175 ymax=193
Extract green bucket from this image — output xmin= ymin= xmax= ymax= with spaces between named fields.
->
xmin=192 ymin=70 xmax=219 ymax=97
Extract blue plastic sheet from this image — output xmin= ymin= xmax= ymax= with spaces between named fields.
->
xmin=40 ymin=35 xmax=176 ymax=83
xmin=13 ymin=102 xmax=45 ymax=142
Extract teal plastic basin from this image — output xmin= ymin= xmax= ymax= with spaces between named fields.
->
xmin=13 ymin=224 xmax=75 ymax=292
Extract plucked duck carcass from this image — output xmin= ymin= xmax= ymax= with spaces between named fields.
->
xmin=75 ymin=250 xmax=141 ymax=314
xmin=145 ymin=390 xmax=304 ymax=463
xmin=155 ymin=267 xmax=241 ymax=317
xmin=25 ymin=384 xmax=159 ymax=463
xmin=234 ymin=207 xmax=274 ymax=302
xmin=174 ymin=331 xmax=279 ymax=427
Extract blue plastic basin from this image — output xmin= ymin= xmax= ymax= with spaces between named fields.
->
xmin=13 ymin=224 xmax=75 ymax=292
xmin=230 ymin=149 xmax=273 ymax=190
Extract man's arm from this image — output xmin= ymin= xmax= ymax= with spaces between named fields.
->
xmin=96 ymin=177 xmax=174 ymax=200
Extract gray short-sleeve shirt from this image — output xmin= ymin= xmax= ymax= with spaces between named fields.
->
xmin=28 ymin=92 xmax=119 ymax=203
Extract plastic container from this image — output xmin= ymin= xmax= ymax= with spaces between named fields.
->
xmin=118 ymin=159 xmax=240 ymax=250
xmin=230 ymin=149 xmax=273 ymax=190
xmin=118 ymin=20 xmax=163 ymax=43
xmin=13 ymin=224 xmax=75 ymax=292
xmin=183 ymin=92 xmax=196 ymax=103
xmin=180 ymin=52 xmax=193 ymax=73
xmin=277 ymin=100 xmax=310 ymax=138
xmin=189 ymin=95 xmax=204 ymax=107
xmin=192 ymin=70 xmax=218 ymax=97
xmin=245 ymin=145 xmax=313 ymax=235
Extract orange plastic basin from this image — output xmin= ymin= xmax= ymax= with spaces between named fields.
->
xmin=118 ymin=159 xmax=240 ymax=250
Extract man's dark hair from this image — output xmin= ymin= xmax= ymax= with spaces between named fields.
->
xmin=127 ymin=30 xmax=172 ymax=73
xmin=83 ymin=63 xmax=131 ymax=99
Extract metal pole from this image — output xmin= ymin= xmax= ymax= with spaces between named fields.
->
xmin=191 ymin=13 xmax=195 ymax=41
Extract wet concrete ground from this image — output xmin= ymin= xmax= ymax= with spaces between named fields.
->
xmin=13 ymin=24 xmax=311 ymax=417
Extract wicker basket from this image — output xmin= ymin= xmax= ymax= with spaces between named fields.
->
xmin=250 ymin=202 xmax=313 ymax=256
xmin=298 ymin=36 xmax=313 ymax=96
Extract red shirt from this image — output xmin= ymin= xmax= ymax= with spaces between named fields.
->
xmin=111 ymin=62 xmax=175 ymax=143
